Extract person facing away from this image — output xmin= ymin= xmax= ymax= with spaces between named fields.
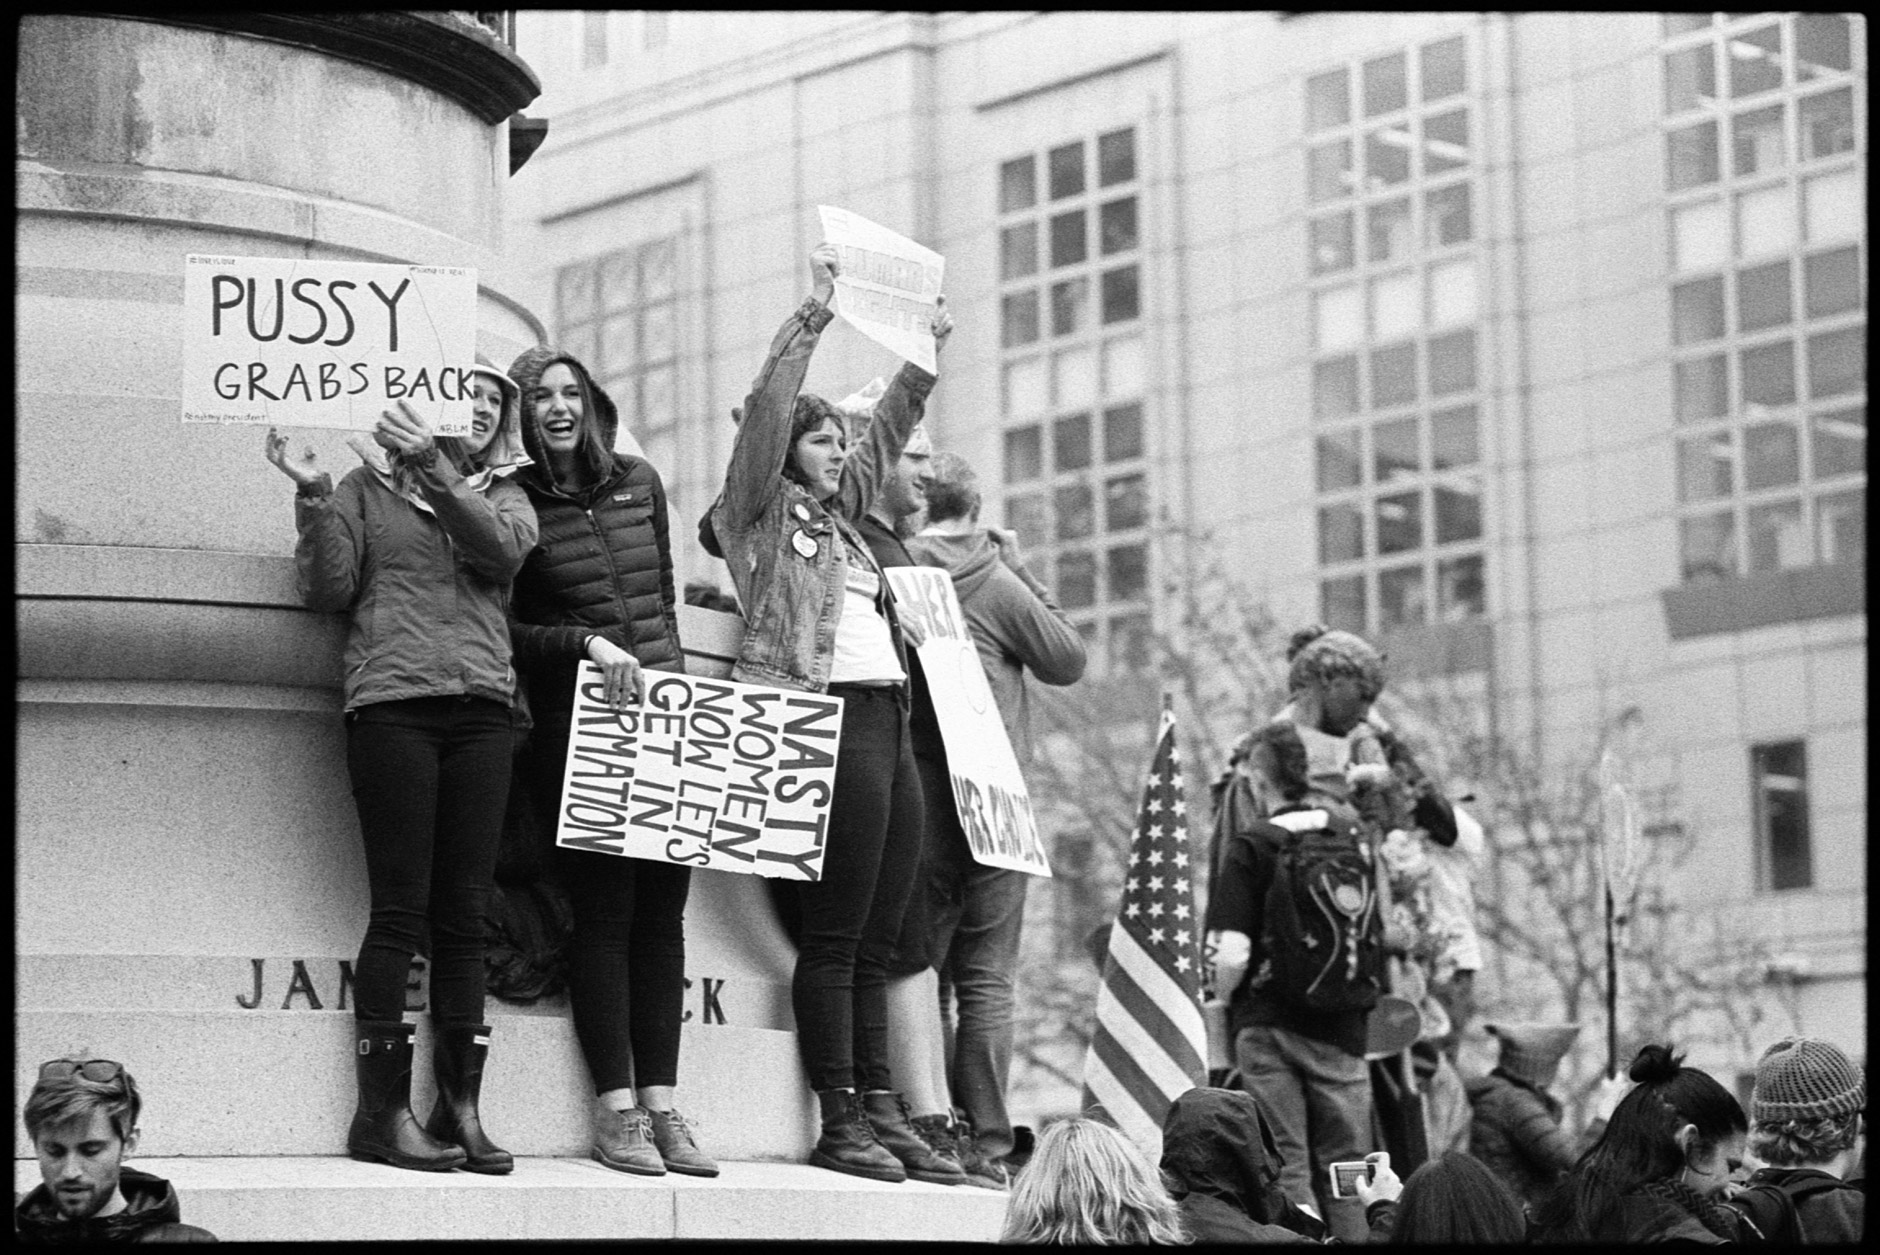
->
xmin=1466 ymin=1021 xmax=1620 ymax=1214
xmin=704 ymin=242 xmax=956 ymax=1184
xmin=1156 ymin=1087 xmax=1327 ymax=1243
xmin=16 ymin=1057 xmax=216 ymax=1243
xmin=1531 ymin=1042 xmax=1749 ymax=1244
xmin=1369 ymin=1149 xmax=1529 ymax=1244
xmin=1000 ymin=1117 xmax=1188 ymax=1244
xmin=884 ymin=448 xmax=1086 ymax=1188
xmin=267 ymin=365 xmax=538 ymax=1174
xmin=503 ymin=343 xmax=716 ymax=1179
xmin=1728 ymin=1035 xmax=1865 ymax=1243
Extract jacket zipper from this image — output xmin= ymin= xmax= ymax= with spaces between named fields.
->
xmin=588 ymin=505 xmax=635 ymax=650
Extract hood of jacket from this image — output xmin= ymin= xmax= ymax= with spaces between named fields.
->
xmin=508 ymin=345 xmax=619 ymax=496
xmin=1159 ymin=1087 xmax=1299 ymax=1224
xmin=470 ymin=352 xmax=530 ymax=476
xmin=346 ymin=353 xmax=528 ymax=512
xmin=907 ymin=529 xmax=1000 ymax=601
xmin=15 ymin=1167 xmax=186 ymax=1241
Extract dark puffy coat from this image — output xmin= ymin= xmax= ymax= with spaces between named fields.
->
xmin=15 ymin=1168 xmax=217 ymax=1243
xmin=1466 ymin=1069 xmax=1583 ymax=1210
xmin=505 ymin=347 xmax=682 ymax=720
xmin=1158 ymin=1088 xmax=1325 ymax=1244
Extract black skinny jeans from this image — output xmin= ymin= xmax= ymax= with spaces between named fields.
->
xmin=344 ymin=695 xmax=512 ymax=1026
xmin=794 ymin=684 xmax=926 ymax=1092
xmin=529 ymin=705 xmax=691 ymax=1094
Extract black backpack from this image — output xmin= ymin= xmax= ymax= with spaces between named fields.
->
xmin=1259 ymin=810 xmax=1385 ymax=1013
xmin=1729 ymin=1169 xmax=1846 ymax=1244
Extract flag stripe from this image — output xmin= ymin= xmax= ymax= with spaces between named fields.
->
xmin=1082 ymin=1050 xmax=1163 ymax=1154
xmin=1106 ymin=928 xmax=1208 ymax=1062
xmin=1099 ymin=935 xmax=1207 ymax=1081
xmin=1093 ymin=980 xmax=1202 ymax=1099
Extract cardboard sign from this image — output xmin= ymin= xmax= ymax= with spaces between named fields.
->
xmin=556 ymin=666 xmax=843 ymax=882
xmin=180 ymin=255 xmax=477 ymax=433
xmin=887 ymin=567 xmax=1052 ymax=877
xmin=816 ymin=206 xmax=945 ymax=374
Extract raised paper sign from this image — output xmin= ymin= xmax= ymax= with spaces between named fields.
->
xmin=180 ymin=254 xmax=477 ymax=433
xmin=887 ymin=567 xmax=1052 ymax=877
xmin=556 ymin=666 xmax=844 ymax=882
xmin=816 ymin=206 xmax=945 ymax=374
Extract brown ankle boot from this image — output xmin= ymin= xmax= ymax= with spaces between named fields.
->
xmin=809 ymin=1089 xmax=906 ymax=1182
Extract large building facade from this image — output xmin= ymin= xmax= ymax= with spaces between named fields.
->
xmin=503 ymin=11 xmax=1865 ymax=1106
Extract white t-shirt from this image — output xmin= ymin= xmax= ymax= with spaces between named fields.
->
xmin=828 ymin=556 xmax=904 ymax=685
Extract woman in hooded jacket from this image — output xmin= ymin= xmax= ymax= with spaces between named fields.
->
xmin=502 ymin=345 xmax=716 ymax=1178
xmin=265 ymin=360 xmax=538 ymax=1174
xmin=1158 ymin=1087 xmax=1328 ymax=1243
xmin=704 ymin=244 xmax=953 ymax=1183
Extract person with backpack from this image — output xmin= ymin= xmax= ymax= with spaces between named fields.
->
xmin=1204 ymin=717 xmax=1383 ymax=1243
xmin=1725 ymin=1036 xmax=1865 ymax=1243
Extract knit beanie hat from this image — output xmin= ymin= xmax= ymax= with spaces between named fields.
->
xmin=1751 ymin=1037 xmax=1865 ymax=1124
xmin=1488 ymin=1022 xmax=1581 ymax=1089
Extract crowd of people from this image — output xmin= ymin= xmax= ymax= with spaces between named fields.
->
xmin=17 ymin=244 xmax=1863 ymax=1246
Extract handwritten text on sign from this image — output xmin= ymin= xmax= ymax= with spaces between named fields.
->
xmin=180 ymin=255 xmax=476 ymax=433
xmin=556 ymin=667 xmax=844 ymax=881
xmin=888 ymin=568 xmax=1052 ymax=877
xmin=816 ymin=206 xmax=945 ymax=374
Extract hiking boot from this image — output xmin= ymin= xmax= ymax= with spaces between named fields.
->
xmin=592 ymin=1101 xmax=665 ymax=1176
xmin=647 ymin=1108 xmax=719 ymax=1178
xmin=951 ymin=1112 xmax=1012 ymax=1189
xmin=863 ymin=1091 xmax=967 ymax=1185
xmin=347 ymin=1019 xmax=467 ymax=1172
xmin=423 ymin=1022 xmax=513 ymax=1175
xmin=810 ymin=1089 xmax=906 ymax=1183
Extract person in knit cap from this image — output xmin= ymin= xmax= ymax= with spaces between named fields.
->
xmin=1465 ymin=1022 xmax=1624 ymax=1213
xmin=1726 ymin=1036 xmax=1865 ymax=1242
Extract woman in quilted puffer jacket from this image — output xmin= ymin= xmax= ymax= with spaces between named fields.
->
xmin=504 ymin=344 xmax=717 ymax=1179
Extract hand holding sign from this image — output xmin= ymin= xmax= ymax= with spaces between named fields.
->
xmin=372 ymin=400 xmax=438 ymax=459
xmin=931 ymin=295 xmax=953 ymax=354
xmin=585 ymin=635 xmax=646 ymax=710
xmin=816 ymin=206 xmax=946 ymax=373
xmin=809 ymin=242 xmax=841 ymax=307
xmin=264 ymin=427 xmax=324 ymax=488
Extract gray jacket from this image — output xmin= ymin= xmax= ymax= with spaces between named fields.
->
xmin=905 ymin=529 xmax=1084 ymax=765
xmin=710 ymin=297 xmax=935 ymax=692
xmin=295 ymin=456 xmax=538 ymax=710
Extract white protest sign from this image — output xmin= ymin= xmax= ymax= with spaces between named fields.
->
xmin=816 ymin=205 xmax=945 ymax=374
xmin=181 ymin=254 xmax=477 ymax=434
xmin=556 ymin=665 xmax=844 ymax=881
xmin=887 ymin=567 xmax=1052 ymax=877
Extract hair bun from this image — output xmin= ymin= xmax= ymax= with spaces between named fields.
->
xmin=1628 ymin=1042 xmax=1686 ymax=1085
xmin=1286 ymin=623 xmax=1331 ymax=662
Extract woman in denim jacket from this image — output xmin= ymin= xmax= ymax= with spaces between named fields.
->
xmin=708 ymin=244 xmax=954 ymax=1182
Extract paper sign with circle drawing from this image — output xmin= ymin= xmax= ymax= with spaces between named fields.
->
xmin=816 ymin=206 xmax=945 ymax=374
xmin=181 ymin=254 xmax=477 ymax=434
xmin=887 ymin=566 xmax=1052 ymax=877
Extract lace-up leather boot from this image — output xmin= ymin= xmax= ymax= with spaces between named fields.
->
xmin=810 ymin=1089 xmax=906 ymax=1182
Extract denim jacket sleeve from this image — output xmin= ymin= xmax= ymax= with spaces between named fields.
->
xmin=831 ymin=360 xmax=937 ymax=522
xmin=719 ymin=297 xmax=836 ymax=530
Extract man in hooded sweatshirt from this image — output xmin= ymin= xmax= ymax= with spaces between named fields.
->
xmin=17 ymin=1058 xmax=216 ymax=1243
xmin=902 ymin=450 xmax=1086 ymax=1182
xmin=1158 ymin=1087 xmax=1328 ymax=1243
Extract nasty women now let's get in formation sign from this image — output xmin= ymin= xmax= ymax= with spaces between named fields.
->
xmin=555 ymin=667 xmax=844 ymax=882
xmin=180 ymin=255 xmax=478 ymax=434
xmin=817 ymin=205 xmax=945 ymax=375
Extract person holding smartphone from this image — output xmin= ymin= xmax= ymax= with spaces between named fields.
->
xmin=268 ymin=374 xmax=537 ymax=1173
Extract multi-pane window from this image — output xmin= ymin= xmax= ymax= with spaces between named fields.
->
xmin=1306 ymin=34 xmax=1487 ymax=637
xmin=999 ymin=128 xmax=1150 ymax=675
xmin=1751 ymin=739 xmax=1812 ymax=891
xmin=554 ymin=236 xmax=680 ymax=470
xmin=1663 ymin=14 xmax=1866 ymax=585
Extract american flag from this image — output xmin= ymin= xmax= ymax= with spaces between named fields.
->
xmin=1080 ymin=705 xmax=1209 ymax=1159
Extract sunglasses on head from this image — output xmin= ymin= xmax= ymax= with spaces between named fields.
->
xmin=38 ymin=1059 xmax=125 ymax=1084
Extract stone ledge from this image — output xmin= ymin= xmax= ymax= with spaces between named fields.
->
xmin=8 ymin=1157 xmax=1008 ymax=1242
